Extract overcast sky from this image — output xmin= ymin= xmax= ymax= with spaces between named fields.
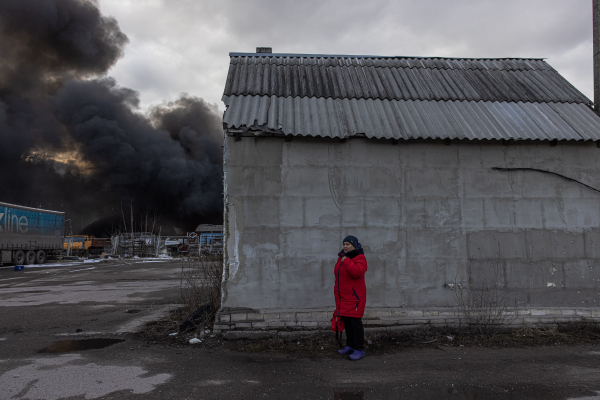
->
xmin=99 ymin=0 xmax=594 ymax=113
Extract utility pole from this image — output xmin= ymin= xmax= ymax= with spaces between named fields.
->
xmin=594 ymin=0 xmax=600 ymax=114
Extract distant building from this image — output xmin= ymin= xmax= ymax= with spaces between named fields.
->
xmin=195 ymin=224 xmax=223 ymax=246
xmin=217 ymin=49 xmax=600 ymax=333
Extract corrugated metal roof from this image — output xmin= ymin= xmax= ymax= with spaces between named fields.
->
xmin=224 ymin=56 xmax=590 ymax=104
xmin=195 ymin=224 xmax=224 ymax=232
xmin=222 ymin=53 xmax=600 ymax=141
xmin=222 ymin=95 xmax=600 ymax=141
xmin=228 ymin=54 xmax=550 ymax=70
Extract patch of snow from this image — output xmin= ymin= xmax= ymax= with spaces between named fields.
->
xmin=0 ymin=354 xmax=170 ymax=399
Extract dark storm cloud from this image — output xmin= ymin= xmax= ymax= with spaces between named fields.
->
xmin=0 ymin=0 xmax=224 ymax=232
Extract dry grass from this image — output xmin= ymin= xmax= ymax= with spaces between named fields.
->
xmin=135 ymin=256 xmax=223 ymax=341
xmin=135 ymin=307 xmax=189 ymax=341
xmin=213 ymin=321 xmax=600 ymax=357
xmin=136 ymin=319 xmax=600 ymax=357
xmin=224 ymin=332 xmax=341 ymax=357
xmin=454 ymin=263 xmax=518 ymax=334
xmin=179 ymin=256 xmax=223 ymax=324
xmin=508 ymin=321 xmax=600 ymax=345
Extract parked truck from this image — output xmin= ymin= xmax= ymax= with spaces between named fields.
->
xmin=0 ymin=201 xmax=65 ymax=265
xmin=63 ymin=235 xmax=108 ymax=256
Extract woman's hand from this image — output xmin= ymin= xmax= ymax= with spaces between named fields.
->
xmin=341 ymin=256 xmax=347 ymax=261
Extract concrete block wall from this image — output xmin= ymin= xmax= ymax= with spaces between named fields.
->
xmin=213 ymin=307 xmax=600 ymax=335
xmin=220 ymin=136 xmax=600 ymax=330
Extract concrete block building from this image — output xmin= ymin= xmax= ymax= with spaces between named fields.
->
xmin=216 ymin=49 xmax=600 ymax=333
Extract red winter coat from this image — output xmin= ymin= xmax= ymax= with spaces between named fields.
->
xmin=334 ymin=252 xmax=368 ymax=319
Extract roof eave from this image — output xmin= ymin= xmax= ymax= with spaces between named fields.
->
xmin=229 ymin=52 xmax=546 ymax=61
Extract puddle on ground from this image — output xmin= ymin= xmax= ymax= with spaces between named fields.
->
xmin=38 ymin=339 xmax=124 ymax=353
xmin=334 ymin=391 xmax=364 ymax=400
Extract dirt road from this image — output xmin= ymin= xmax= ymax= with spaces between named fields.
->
xmin=1 ymin=260 xmax=600 ymax=400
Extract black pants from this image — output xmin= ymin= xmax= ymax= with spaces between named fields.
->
xmin=341 ymin=316 xmax=364 ymax=351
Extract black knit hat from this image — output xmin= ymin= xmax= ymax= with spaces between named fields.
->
xmin=343 ymin=235 xmax=360 ymax=249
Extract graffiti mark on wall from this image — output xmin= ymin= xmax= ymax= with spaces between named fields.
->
xmin=328 ymin=168 xmax=344 ymax=210
xmin=328 ymin=144 xmax=344 ymax=210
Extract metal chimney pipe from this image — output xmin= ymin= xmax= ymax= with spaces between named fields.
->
xmin=594 ymin=0 xmax=600 ymax=113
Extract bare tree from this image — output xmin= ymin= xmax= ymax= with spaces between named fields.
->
xmin=452 ymin=260 xmax=518 ymax=334
xmin=130 ymin=201 xmax=134 ymax=256
xmin=118 ymin=201 xmax=162 ymax=257
xmin=179 ymin=256 xmax=223 ymax=331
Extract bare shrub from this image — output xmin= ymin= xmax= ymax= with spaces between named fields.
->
xmin=453 ymin=261 xmax=517 ymax=334
xmin=179 ymin=255 xmax=223 ymax=331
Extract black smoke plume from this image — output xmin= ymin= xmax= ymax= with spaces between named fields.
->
xmin=0 ymin=0 xmax=223 ymax=234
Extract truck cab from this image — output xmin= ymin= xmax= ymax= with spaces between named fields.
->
xmin=64 ymin=235 xmax=94 ymax=256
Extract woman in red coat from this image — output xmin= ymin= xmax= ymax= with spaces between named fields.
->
xmin=334 ymin=235 xmax=368 ymax=360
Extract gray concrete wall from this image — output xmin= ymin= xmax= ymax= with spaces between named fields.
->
xmin=221 ymin=136 xmax=600 ymax=323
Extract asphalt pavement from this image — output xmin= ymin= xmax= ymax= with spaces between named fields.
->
xmin=1 ymin=260 xmax=600 ymax=400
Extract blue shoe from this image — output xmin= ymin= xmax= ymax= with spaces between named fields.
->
xmin=349 ymin=350 xmax=365 ymax=361
xmin=337 ymin=346 xmax=354 ymax=355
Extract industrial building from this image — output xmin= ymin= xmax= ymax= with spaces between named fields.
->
xmin=216 ymin=46 xmax=600 ymax=333
xmin=195 ymin=224 xmax=224 ymax=254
